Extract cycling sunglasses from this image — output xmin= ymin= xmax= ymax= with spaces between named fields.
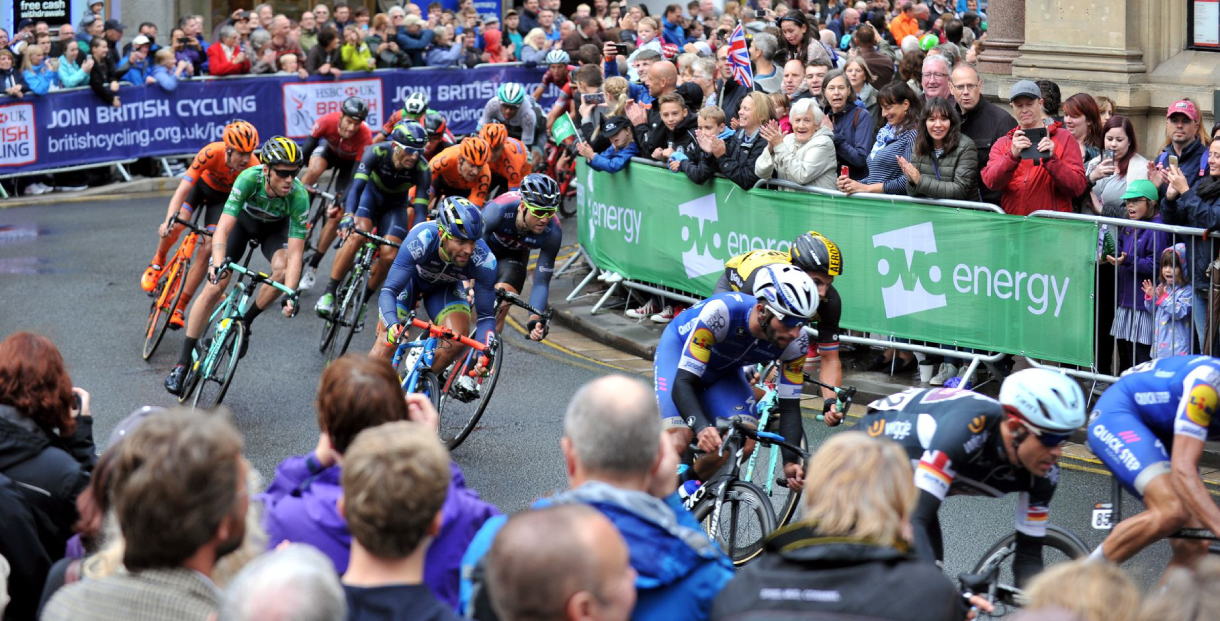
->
xmin=269 ymin=167 xmax=300 ymax=179
xmin=393 ymin=143 xmax=424 ymax=156
xmin=768 ymin=309 xmax=806 ymax=329
xmin=1019 ymin=420 xmax=1072 ymax=447
xmin=522 ymin=200 xmax=557 ymax=220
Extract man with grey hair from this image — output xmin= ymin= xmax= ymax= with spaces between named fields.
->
xmin=750 ymin=32 xmax=782 ymax=93
xmin=921 ymin=53 xmax=953 ymax=100
xmin=222 ymin=544 xmax=346 ymax=621
xmin=459 ymin=375 xmax=734 ymax=621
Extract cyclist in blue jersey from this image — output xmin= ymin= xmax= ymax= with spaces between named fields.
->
xmin=481 ymin=173 xmax=563 ymax=341
xmin=314 ymin=122 xmax=432 ymax=322
xmin=654 ymin=265 xmax=820 ymax=483
xmin=372 ymin=197 xmax=498 ymax=378
xmin=1088 ymin=355 xmax=1220 ymax=572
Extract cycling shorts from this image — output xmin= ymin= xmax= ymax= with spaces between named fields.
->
xmin=493 ymin=245 xmax=530 ymax=292
xmin=182 ymin=182 xmax=229 ymax=229
xmin=1087 ymin=390 xmax=1173 ymax=499
xmin=394 ymin=278 xmax=471 ymax=327
xmin=224 ymin=210 xmax=290 ymax=265
xmin=653 ymin=329 xmax=758 ymax=431
xmin=354 ymin=185 xmax=410 ymax=240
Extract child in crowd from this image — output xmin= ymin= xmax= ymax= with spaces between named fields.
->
xmin=1109 ymin=179 xmax=1169 ymax=371
xmin=576 ymin=115 xmax=638 ymax=173
xmin=649 ymin=92 xmax=697 ymax=162
xmin=671 ymin=105 xmax=733 ymax=184
xmin=1144 ymin=243 xmax=1193 ymax=358
xmin=278 ymin=53 xmax=300 ymax=75
xmin=770 ymin=91 xmax=791 ymax=134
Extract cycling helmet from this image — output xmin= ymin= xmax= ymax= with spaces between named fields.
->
xmin=999 ymin=369 xmax=1086 ymax=435
xmin=544 ymin=49 xmax=570 ymax=65
xmin=497 ymin=83 xmax=526 ymax=106
xmin=390 ymin=122 xmax=428 ymax=153
xmin=479 ymin=123 xmax=507 ymax=150
xmin=403 ymin=91 xmax=429 ymax=118
xmin=752 ymin=265 xmax=819 ymax=321
xmin=436 ymin=196 xmax=485 ymax=240
xmin=790 ymin=231 xmax=843 ymax=277
xmin=423 ymin=111 xmax=448 ymax=137
xmin=260 ymin=136 xmax=304 ymax=168
xmin=520 ymin=173 xmax=561 ymax=210
xmin=341 ymin=96 xmax=369 ymax=121
xmin=223 ymin=120 xmax=259 ymax=152
xmin=460 ymin=136 xmax=491 ymax=167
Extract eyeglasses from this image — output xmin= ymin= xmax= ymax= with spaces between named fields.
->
xmin=768 ymin=309 xmax=806 ymax=329
xmin=523 ymin=200 xmax=557 ymax=220
xmin=1019 ymin=420 xmax=1071 ymax=448
xmin=393 ymin=143 xmax=424 ymax=155
xmin=269 ymin=167 xmax=299 ymax=179
xmin=392 ymin=14 xmax=404 ymax=19
xmin=922 ymin=72 xmax=950 ymax=80
xmin=951 ymin=82 xmax=980 ymax=92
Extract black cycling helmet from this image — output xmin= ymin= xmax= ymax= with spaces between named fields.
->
xmin=390 ymin=122 xmax=428 ymax=153
xmin=260 ymin=136 xmax=304 ymax=168
xmin=520 ymin=173 xmax=561 ymax=210
xmin=790 ymin=231 xmax=842 ymax=277
xmin=341 ymin=96 xmax=369 ymax=121
xmin=423 ymin=111 xmax=447 ymax=137
xmin=436 ymin=197 xmax=485 ymax=240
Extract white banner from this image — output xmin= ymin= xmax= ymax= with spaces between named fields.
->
xmin=0 ymin=103 xmax=37 ymax=167
xmin=282 ymin=79 xmax=384 ymax=138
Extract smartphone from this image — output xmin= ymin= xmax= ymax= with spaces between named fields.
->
xmin=1102 ymin=149 xmax=1115 ymax=162
xmin=614 ymin=42 xmax=628 ymax=55
xmin=840 ymin=165 xmax=849 ymax=177
xmin=583 ymin=92 xmax=606 ymax=104
xmin=754 ymin=9 xmax=767 ymax=17
xmin=1169 ymin=155 xmax=1179 ymax=168
xmin=73 ymin=392 xmax=82 ymax=412
xmin=178 ymin=37 xmax=192 ymax=44
xmin=1019 ymin=127 xmax=1049 ymax=160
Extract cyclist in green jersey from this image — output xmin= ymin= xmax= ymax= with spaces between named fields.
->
xmin=165 ymin=137 xmax=311 ymax=395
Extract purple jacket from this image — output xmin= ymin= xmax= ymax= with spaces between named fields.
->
xmin=260 ymin=454 xmax=499 ymax=610
xmin=1115 ymin=215 xmax=1170 ymax=310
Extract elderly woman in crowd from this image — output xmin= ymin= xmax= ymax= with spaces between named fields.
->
xmin=711 ymin=433 xmax=985 ymax=621
xmin=821 ymin=68 xmax=873 ymax=180
xmin=339 ymin=25 xmax=375 ymax=71
xmin=208 ymin=25 xmax=251 ymax=75
xmin=756 ymin=97 xmax=837 ymax=189
xmin=366 ymin=13 xmax=408 ymax=68
xmin=520 ymin=27 xmax=550 ymax=63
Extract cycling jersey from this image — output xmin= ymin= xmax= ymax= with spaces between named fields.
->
xmin=304 ymin=112 xmax=374 ymax=161
xmin=184 ymin=142 xmax=260 ymax=193
xmin=378 ymin=222 xmax=499 ymax=344
xmin=481 ymin=192 xmax=562 ymax=313
xmin=380 ymin=108 xmax=457 ymax=144
xmin=346 ymin=143 xmax=432 ymax=208
xmin=1087 ymin=355 xmax=1220 ymax=497
xmin=429 ymin=144 xmax=492 ymax=209
xmin=478 ymin=96 xmax=538 ymax=148
xmin=654 ymin=292 xmax=807 ymax=455
xmin=223 ymin=167 xmax=311 ymax=240
xmin=715 ymin=250 xmax=843 ymax=348
xmin=488 ymin=137 xmax=530 ymax=192
xmin=860 ymin=387 xmax=1056 ymax=572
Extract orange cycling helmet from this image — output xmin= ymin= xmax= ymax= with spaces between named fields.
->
xmin=223 ymin=120 xmax=260 ymax=153
xmin=479 ymin=123 xmax=507 ymax=150
xmin=460 ymin=136 xmax=490 ymax=167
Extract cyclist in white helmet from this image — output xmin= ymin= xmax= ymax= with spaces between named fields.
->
xmin=859 ymin=368 xmax=1087 ymax=587
xmin=478 ymin=82 xmax=540 ymax=151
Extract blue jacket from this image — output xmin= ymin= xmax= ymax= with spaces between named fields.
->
xmin=396 ymin=26 xmax=435 ymax=66
xmin=589 ymin=141 xmax=640 ymax=173
xmin=603 ymin=56 xmax=651 ymax=105
xmin=118 ymin=54 xmax=151 ymax=85
xmin=662 ymin=16 xmax=686 ymax=46
xmin=1153 ymin=138 xmax=1208 ymax=199
xmin=149 ymin=65 xmax=180 ymax=92
xmin=460 ymin=482 xmax=735 ymax=621
xmin=425 ymin=41 xmax=463 ymax=67
xmin=828 ymin=97 xmax=874 ymax=180
xmin=1145 ymin=245 xmax=1193 ymax=359
xmin=22 ymin=62 xmax=59 ymax=95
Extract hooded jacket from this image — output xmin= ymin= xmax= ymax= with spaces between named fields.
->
xmin=261 ymin=456 xmax=499 ymax=610
xmin=905 ymin=135 xmax=979 ymax=201
xmin=1115 ymin=214 xmax=1170 ymax=312
xmin=1146 ymin=243 xmax=1195 ymax=357
xmin=461 ymin=481 xmax=735 ymax=621
xmin=981 ymin=120 xmax=1087 ymax=215
xmin=754 ymin=126 xmax=837 ymax=189
xmin=1153 ymin=138 xmax=1209 ymax=198
xmin=589 ymin=140 xmax=640 ymax=173
xmin=710 ymin=523 xmax=967 ymax=621
xmin=826 ymin=97 xmax=874 ymax=180
xmin=675 ymin=126 xmax=735 ymax=185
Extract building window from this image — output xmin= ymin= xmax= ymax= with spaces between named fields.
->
xmin=1190 ymin=0 xmax=1220 ymax=50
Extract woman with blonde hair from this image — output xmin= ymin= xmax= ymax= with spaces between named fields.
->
xmin=583 ymin=75 xmax=629 ymax=150
xmin=711 ymin=433 xmax=983 ymax=621
xmin=520 ymin=27 xmax=549 ymax=64
xmin=1024 ymin=559 xmax=1141 ymax=621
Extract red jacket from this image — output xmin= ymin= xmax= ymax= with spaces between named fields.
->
xmin=207 ymin=43 xmax=251 ymax=76
xmin=980 ymin=121 xmax=1086 ymax=216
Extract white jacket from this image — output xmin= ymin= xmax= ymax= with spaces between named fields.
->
xmin=754 ymin=126 xmax=837 ymax=189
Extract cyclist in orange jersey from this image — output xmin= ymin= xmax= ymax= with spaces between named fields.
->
xmin=418 ymin=136 xmax=492 ymax=226
xmin=480 ymin=122 xmax=531 ymax=194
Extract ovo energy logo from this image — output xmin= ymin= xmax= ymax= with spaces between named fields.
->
xmin=873 ymin=222 xmax=947 ymax=318
xmin=678 ymin=194 xmax=723 ymax=278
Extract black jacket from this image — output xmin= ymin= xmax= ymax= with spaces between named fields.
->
xmin=959 ymin=97 xmax=1018 ymax=206
xmin=715 ymin=128 xmax=766 ymax=190
xmin=1 ymin=65 xmax=30 ymax=97
xmin=717 ymin=79 xmax=749 ymax=128
xmin=678 ymin=141 xmax=720 ymax=185
xmin=88 ymin=55 xmax=120 ymax=105
xmin=640 ymin=111 xmax=698 ymax=162
xmin=711 ymin=524 xmax=968 ymax=621
xmin=0 ymin=471 xmax=52 ymax=621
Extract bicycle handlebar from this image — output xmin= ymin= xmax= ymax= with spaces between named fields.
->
xmin=304 ymin=184 xmax=338 ymax=203
xmin=689 ymin=418 xmax=809 ymax=459
xmin=495 ymin=287 xmax=553 ymax=320
xmin=352 ymin=228 xmax=403 ymax=248
xmin=171 ymin=216 xmax=214 ymax=237
xmin=803 ymin=373 xmax=857 ymax=410
xmin=226 ymin=263 xmax=297 ymax=297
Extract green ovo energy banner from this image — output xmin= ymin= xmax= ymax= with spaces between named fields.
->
xmin=574 ymin=160 xmax=1098 ymax=366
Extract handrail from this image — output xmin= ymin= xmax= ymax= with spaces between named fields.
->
xmin=1028 ymin=209 xmax=1211 ymax=236
xmin=752 ymin=177 xmax=1006 ymax=213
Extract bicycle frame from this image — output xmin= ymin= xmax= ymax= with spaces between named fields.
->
xmin=743 ymin=375 xmax=783 ymax=497
xmin=1093 ymin=476 xmax=1220 ymax=542
xmin=196 ymin=260 xmax=294 ymax=377
xmin=392 ymin=316 xmax=489 ymax=392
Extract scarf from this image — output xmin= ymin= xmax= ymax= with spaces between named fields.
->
xmin=1195 ymin=175 xmax=1220 ymax=201
xmin=869 ymin=123 xmax=898 ymax=161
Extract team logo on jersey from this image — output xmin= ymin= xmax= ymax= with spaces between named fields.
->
xmin=783 ymin=358 xmax=803 ymax=385
xmin=689 ymin=328 xmax=714 ymax=363
xmin=968 ymin=415 xmax=986 ymax=434
xmin=1186 ymin=383 xmax=1218 ymax=427
xmin=883 ymin=419 xmax=912 ymax=441
xmin=867 ymin=419 xmax=885 ymax=437
xmin=408 ymin=239 xmax=425 ymax=259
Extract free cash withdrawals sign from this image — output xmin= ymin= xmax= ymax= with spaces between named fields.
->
xmin=574 ymin=160 xmax=1098 ymax=365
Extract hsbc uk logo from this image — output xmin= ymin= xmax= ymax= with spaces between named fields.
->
xmin=0 ymin=104 xmax=36 ymax=167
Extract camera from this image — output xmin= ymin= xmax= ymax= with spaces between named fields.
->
xmin=178 ymin=37 xmax=192 ymax=44
xmin=754 ymin=9 xmax=766 ymax=18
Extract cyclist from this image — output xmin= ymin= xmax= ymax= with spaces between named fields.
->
xmin=138 ymin=120 xmax=260 ymax=329
xmin=482 ymin=173 xmax=562 ymax=341
xmin=314 ymin=122 xmax=432 ymax=324
xmin=164 ymin=137 xmax=310 ymax=395
xmin=478 ymin=83 xmax=541 ymax=163
xmin=532 ymin=50 xmax=574 ymax=130
xmin=422 ymin=136 xmax=492 ymax=225
xmin=857 ymin=369 xmax=1086 ymax=587
xmin=422 ymin=112 xmax=455 ymax=160
xmin=654 ymin=265 xmax=819 ymax=482
xmin=1087 ymin=355 xmax=1220 ymax=572
xmin=373 ymin=197 xmax=498 ymax=381
xmin=479 ymin=122 xmax=531 ymax=195
xmin=717 ymin=232 xmax=846 ymax=422
xmin=299 ymin=96 xmax=375 ymax=291
xmin=372 ymin=91 xmax=456 ymax=144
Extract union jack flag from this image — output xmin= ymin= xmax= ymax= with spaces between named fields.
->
xmin=726 ymin=23 xmax=752 ymax=89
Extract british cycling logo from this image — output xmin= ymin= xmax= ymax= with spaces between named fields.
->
xmin=872 ymin=222 xmax=1072 ymax=319
xmin=0 ymin=103 xmax=36 ymax=166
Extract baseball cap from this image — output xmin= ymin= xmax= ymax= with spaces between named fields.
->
xmin=506 ymin=9 xmax=519 ymax=17
xmin=692 ymin=41 xmax=712 ymax=57
xmin=602 ymin=115 xmax=631 ymax=135
xmin=483 ymin=14 xmax=500 ymax=25
xmin=17 ymin=18 xmax=34 ymax=31
xmin=1008 ymin=79 xmax=1042 ymax=102
xmin=1167 ymin=99 xmax=1200 ymax=123
xmin=104 ymin=19 xmax=126 ymax=32
xmin=1121 ymin=179 xmax=1159 ymax=202
xmin=131 ymin=34 xmax=151 ymax=47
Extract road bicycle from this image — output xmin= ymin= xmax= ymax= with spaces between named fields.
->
xmin=435 ymin=288 xmax=553 ymax=450
xmin=142 ymin=215 xmax=211 ymax=360
xmin=318 ymin=227 xmax=401 ymax=362
xmin=302 ymin=182 xmax=341 ymax=269
xmin=178 ymin=241 xmax=296 ymax=410
xmin=391 ymin=315 xmax=492 ymax=445
xmin=685 ymin=417 xmax=809 ymax=566
xmin=1090 ymin=475 xmax=1220 ymax=553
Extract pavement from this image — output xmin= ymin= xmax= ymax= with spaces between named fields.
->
xmin=1 ymin=184 xmax=1217 ymax=592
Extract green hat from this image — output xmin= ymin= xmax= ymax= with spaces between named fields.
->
xmin=920 ymin=34 xmax=939 ymax=51
xmin=1121 ymin=179 xmax=1159 ymax=202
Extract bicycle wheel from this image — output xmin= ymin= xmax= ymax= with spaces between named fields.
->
xmin=142 ymin=257 xmax=188 ymax=360
xmin=414 ymin=369 xmax=442 ymax=410
xmin=193 ymin=319 xmax=244 ymax=410
xmin=691 ymin=479 xmax=778 ymax=566
xmin=333 ymin=267 xmax=370 ymax=361
xmin=437 ymin=335 xmax=504 ymax=450
xmin=318 ymin=269 xmax=355 ymax=354
xmin=969 ymin=524 xmax=1089 ymax=613
xmin=745 ymin=424 xmax=807 ymax=527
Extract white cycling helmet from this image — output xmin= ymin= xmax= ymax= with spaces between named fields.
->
xmin=545 ymin=49 xmax=570 ymax=65
xmin=999 ymin=369 xmax=1086 ymax=434
xmin=752 ymin=265 xmax=819 ymax=322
